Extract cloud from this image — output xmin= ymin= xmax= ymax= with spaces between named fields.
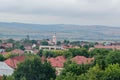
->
xmin=0 ymin=0 xmax=120 ymax=26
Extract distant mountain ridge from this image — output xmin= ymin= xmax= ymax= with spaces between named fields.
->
xmin=0 ymin=22 xmax=120 ymax=41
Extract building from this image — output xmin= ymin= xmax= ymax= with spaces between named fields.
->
xmin=11 ymin=49 xmax=24 ymax=55
xmin=47 ymin=56 xmax=66 ymax=75
xmin=4 ymin=56 xmax=25 ymax=69
xmin=94 ymin=45 xmax=120 ymax=50
xmin=39 ymin=45 xmax=63 ymax=50
xmin=71 ymin=56 xmax=94 ymax=64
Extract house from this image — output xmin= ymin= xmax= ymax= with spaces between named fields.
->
xmin=0 ymin=43 xmax=13 ymax=48
xmin=47 ymin=56 xmax=66 ymax=75
xmin=94 ymin=45 xmax=120 ymax=50
xmin=4 ymin=56 xmax=25 ymax=69
xmin=72 ymin=56 xmax=94 ymax=64
xmin=0 ymin=52 xmax=8 ymax=57
xmin=62 ymin=45 xmax=73 ymax=49
xmin=24 ymin=44 xmax=33 ymax=50
xmin=0 ymin=62 xmax=14 ymax=76
xmin=11 ymin=49 xmax=24 ymax=55
xmin=47 ymin=56 xmax=66 ymax=68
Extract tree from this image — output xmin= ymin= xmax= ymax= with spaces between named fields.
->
xmin=69 ymin=48 xmax=89 ymax=57
xmin=90 ymin=48 xmax=111 ymax=70
xmin=2 ymin=75 xmax=14 ymax=80
xmin=41 ymin=41 xmax=48 ymax=45
xmin=31 ymin=40 xmax=37 ymax=44
xmin=79 ymin=64 xmax=104 ymax=80
xmin=5 ymin=48 xmax=14 ymax=52
xmin=6 ymin=39 xmax=15 ymax=43
xmin=103 ymin=63 xmax=120 ymax=80
xmin=26 ymin=35 xmax=30 ymax=40
xmin=56 ymin=72 xmax=79 ymax=80
xmin=38 ymin=49 xmax=43 ymax=57
xmin=63 ymin=40 xmax=70 ymax=45
xmin=63 ymin=50 xmax=72 ymax=58
xmin=56 ymin=60 xmax=93 ymax=80
xmin=0 ymin=54 xmax=5 ymax=61
xmin=94 ymin=54 xmax=107 ymax=70
xmin=57 ymin=41 xmax=61 ymax=45
xmin=106 ymin=50 xmax=120 ymax=65
xmin=0 ymin=40 xmax=2 ymax=43
xmin=19 ymin=45 xmax=25 ymax=50
xmin=13 ymin=56 xmax=56 ymax=80
xmin=61 ymin=61 xmax=92 ymax=76
xmin=89 ymin=48 xmax=110 ymax=57
xmin=70 ymin=41 xmax=80 ymax=46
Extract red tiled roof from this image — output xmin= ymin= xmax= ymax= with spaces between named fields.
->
xmin=4 ymin=56 xmax=25 ymax=69
xmin=25 ymin=46 xmax=32 ymax=50
xmin=11 ymin=49 xmax=24 ymax=55
xmin=33 ymin=49 xmax=39 ymax=54
xmin=72 ymin=56 xmax=94 ymax=64
xmin=0 ymin=52 xmax=8 ymax=56
xmin=0 ymin=76 xmax=2 ymax=79
xmin=94 ymin=45 xmax=120 ymax=50
xmin=47 ymin=56 xmax=66 ymax=68
xmin=0 ymin=43 xmax=13 ymax=48
xmin=62 ymin=45 xmax=73 ymax=49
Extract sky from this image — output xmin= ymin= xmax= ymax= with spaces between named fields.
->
xmin=0 ymin=0 xmax=120 ymax=26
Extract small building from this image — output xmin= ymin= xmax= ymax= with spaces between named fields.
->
xmin=39 ymin=45 xmax=63 ymax=50
xmin=47 ymin=56 xmax=66 ymax=75
xmin=0 ymin=43 xmax=13 ymax=48
xmin=11 ymin=49 xmax=24 ymax=55
xmin=4 ymin=56 xmax=25 ymax=69
xmin=94 ymin=45 xmax=120 ymax=50
xmin=71 ymin=56 xmax=94 ymax=64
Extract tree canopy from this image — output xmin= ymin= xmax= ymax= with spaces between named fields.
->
xmin=13 ymin=56 xmax=56 ymax=80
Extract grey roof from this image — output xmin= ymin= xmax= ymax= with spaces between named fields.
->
xmin=0 ymin=62 xmax=14 ymax=76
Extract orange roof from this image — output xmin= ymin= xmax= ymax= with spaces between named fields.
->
xmin=62 ymin=45 xmax=73 ymax=49
xmin=0 ymin=76 xmax=2 ymax=79
xmin=94 ymin=45 xmax=120 ymax=50
xmin=72 ymin=56 xmax=94 ymax=64
xmin=11 ymin=49 xmax=24 ymax=55
xmin=47 ymin=56 xmax=66 ymax=68
xmin=0 ymin=52 xmax=8 ymax=56
xmin=0 ymin=43 xmax=13 ymax=48
xmin=25 ymin=46 xmax=32 ymax=50
xmin=4 ymin=56 xmax=25 ymax=69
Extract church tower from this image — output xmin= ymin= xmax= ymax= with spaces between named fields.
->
xmin=52 ymin=33 xmax=57 ymax=45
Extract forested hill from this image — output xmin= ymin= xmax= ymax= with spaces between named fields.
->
xmin=0 ymin=22 xmax=120 ymax=41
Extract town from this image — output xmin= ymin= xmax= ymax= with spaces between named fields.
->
xmin=0 ymin=34 xmax=120 ymax=80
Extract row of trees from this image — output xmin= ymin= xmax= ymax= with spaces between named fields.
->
xmin=38 ymin=48 xmax=89 ymax=58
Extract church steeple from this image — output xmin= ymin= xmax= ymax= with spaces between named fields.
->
xmin=52 ymin=33 xmax=57 ymax=45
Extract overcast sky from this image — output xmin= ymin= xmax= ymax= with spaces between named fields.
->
xmin=0 ymin=0 xmax=120 ymax=26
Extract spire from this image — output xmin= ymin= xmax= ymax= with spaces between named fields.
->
xmin=52 ymin=33 xmax=57 ymax=45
